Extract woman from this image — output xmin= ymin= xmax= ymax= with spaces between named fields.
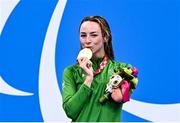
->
xmin=62 ymin=16 xmax=137 ymax=122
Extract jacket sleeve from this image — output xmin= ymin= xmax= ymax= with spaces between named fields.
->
xmin=62 ymin=67 xmax=92 ymax=120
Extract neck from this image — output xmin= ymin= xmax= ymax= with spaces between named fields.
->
xmin=92 ymin=53 xmax=105 ymax=59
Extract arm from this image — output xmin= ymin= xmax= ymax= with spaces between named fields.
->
xmin=62 ymin=67 xmax=92 ymax=120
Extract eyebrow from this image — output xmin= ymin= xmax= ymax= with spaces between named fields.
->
xmin=80 ymin=32 xmax=99 ymax=34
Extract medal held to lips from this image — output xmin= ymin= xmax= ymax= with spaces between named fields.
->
xmin=77 ymin=48 xmax=92 ymax=60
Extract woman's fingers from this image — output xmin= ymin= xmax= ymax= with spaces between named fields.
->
xmin=111 ymin=88 xmax=123 ymax=103
xmin=77 ymin=57 xmax=93 ymax=76
xmin=78 ymin=57 xmax=91 ymax=68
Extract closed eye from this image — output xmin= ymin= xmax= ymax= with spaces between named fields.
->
xmin=80 ymin=34 xmax=87 ymax=37
xmin=91 ymin=34 xmax=98 ymax=37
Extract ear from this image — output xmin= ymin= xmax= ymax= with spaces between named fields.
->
xmin=103 ymin=36 xmax=108 ymax=43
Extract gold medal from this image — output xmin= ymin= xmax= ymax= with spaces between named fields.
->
xmin=77 ymin=48 xmax=92 ymax=60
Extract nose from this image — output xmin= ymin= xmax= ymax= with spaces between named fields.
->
xmin=85 ymin=35 xmax=92 ymax=45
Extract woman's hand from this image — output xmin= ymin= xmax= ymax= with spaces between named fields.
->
xmin=78 ymin=57 xmax=94 ymax=87
xmin=111 ymin=88 xmax=123 ymax=103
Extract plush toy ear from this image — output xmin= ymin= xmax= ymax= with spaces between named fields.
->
xmin=121 ymin=80 xmax=130 ymax=102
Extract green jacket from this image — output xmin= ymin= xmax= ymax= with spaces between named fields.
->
xmin=62 ymin=58 xmax=132 ymax=122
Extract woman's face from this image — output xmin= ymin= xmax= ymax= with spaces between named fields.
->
xmin=80 ymin=21 xmax=105 ymax=58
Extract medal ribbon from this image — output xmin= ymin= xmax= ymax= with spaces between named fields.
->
xmin=93 ymin=55 xmax=109 ymax=77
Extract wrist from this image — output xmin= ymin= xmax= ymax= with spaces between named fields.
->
xmin=84 ymin=76 xmax=93 ymax=87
